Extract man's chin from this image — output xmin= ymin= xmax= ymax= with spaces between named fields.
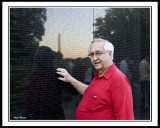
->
xmin=94 ymin=66 xmax=101 ymax=71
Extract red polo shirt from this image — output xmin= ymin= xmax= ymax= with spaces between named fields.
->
xmin=74 ymin=63 xmax=134 ymax=120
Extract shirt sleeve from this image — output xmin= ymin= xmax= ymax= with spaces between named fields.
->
xmin=111 ymin=75 xmax=134 ymax=120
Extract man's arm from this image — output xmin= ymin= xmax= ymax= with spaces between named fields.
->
xmin=56 ymin=68 xmax=88 ymax=95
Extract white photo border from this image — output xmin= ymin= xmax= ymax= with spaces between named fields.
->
xmin=2 ymin=1 xmax=158 ymax=126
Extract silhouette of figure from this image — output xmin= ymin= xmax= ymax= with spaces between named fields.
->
xmin=128 ymin=58 xmax=136 ymax=86
xmin=72 ymin=58 xmax=85 ymax=107
xmin=139 ymin=55 xmax=150 ymax=111
xmin=24 ymin=46 xmax=77 ymax=120
xmin=84 ymin=67 xmax=93 ymax=85
xmin=83 ymin=58 xmax=94 ymax=85
xmin=120 ymin=57 xmax=132 ymax=83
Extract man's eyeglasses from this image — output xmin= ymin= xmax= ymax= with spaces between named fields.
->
xmin=88 ymin=51 xmax=107 ymax=58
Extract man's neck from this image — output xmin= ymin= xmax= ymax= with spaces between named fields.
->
xmin=99 ymin=62 xmax=113 ymax=77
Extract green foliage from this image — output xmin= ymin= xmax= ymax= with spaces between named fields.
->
xmin=10 ymin=8 xmax=47 ymax=64
xmin=10 ymin=8 xmax=47 ymax=109
xmin=93 ymin=8 xmax=150 ymax=61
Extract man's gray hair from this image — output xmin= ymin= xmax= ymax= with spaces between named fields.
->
xmin=88 ymin=38 xmax=114 ymax=60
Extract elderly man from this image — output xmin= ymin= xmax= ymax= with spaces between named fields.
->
xmin=56 ymin=38 xmax=134 ymax=120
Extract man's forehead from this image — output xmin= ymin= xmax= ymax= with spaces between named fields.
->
xmin=90 ymin=41 xmax=104 ymax=50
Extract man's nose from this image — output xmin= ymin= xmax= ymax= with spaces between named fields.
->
xmin=93 ymin=54 xmax=98 ymax=60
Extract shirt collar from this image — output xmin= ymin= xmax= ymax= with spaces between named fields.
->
xmin=94 ymin=63 xmax=117 ymax=79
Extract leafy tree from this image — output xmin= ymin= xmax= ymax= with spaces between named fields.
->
xmin=140 ymin=8 xmax=150 ymax=59
xmin=10 ymin=8 xmax=47 ymax=111
xmin=93 ymin=8 xmax=150 ymax=61
xmin=10 ymin=8 xmax=47 ymax=64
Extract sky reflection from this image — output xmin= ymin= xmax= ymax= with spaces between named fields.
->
xmin=40 ymin=8 xmax=106 ymax=59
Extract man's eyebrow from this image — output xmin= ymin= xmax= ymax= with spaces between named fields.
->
xmin=96 ymin=50 xmax=102 ymax=52
xmin=90 ymin=50 xmax=101 ymax=53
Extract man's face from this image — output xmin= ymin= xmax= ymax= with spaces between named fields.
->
xmin=89 ymin=41 xmax=112 ymax=74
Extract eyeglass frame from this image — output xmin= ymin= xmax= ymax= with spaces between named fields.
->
xmin=88 ymin=50 xmax=109 ymax=58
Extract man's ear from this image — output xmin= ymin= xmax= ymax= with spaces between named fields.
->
xmin=108 ymin=51 xmax=113 ymax=59
xmin=109 ymin=51 xmax=112 ymax=56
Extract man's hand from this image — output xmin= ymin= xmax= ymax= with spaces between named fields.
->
xmin=56 ymin=68 xmax=73 ymax=83
xmin=56 ymin=68 xmax=88 ymax=95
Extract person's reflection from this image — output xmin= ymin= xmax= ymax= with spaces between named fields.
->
xmin=72 ymin=58 xmax=85 ymax=107
xmin=119 ymin=57 xmax=132 ymax=83
xmin=24 ymin=46 xmax=77 ymax=120
xmin=139 ymin=55 xmax=150 ymax=112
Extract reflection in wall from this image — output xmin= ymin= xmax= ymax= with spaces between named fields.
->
xmin=10 ymin=7 xmax=150 ymax=120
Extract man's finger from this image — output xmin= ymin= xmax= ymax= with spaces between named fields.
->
xmin=56 ymin=68 xmax=65 ymax=72
xmin=58 ymin=77 xmax=66 ymax=82
xmin=56 ymin=71 xmax=64 ymax=76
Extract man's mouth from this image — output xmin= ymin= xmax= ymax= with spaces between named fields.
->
xmin=94 ymin=62 xmax=101 ymax=65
